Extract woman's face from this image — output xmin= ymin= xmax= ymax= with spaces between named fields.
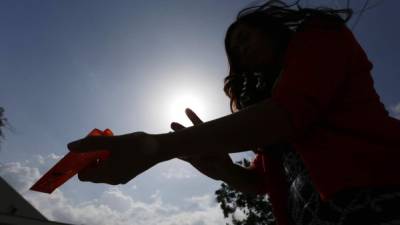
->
xmin=227 ymin=23 xmax=284 ymax=112
xmin=229 ymin=23 xmax=277 ymax=72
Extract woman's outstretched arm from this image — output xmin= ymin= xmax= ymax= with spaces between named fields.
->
xmin=155 ymin=99 xmax=294 ymax=160
xmin=67 ymin=99 xmax=293 ymax=185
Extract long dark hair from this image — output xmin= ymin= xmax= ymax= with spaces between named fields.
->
xmin=223 ymin=0 xmax=353 ymax=112
xmin=223 ymin=0 xmax=353 ymax=157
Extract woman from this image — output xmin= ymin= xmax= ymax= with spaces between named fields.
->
xmin=68 ymin=1 xmax=400 ymax=224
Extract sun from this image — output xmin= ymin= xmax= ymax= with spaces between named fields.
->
xmin=147 ymin=76 xmax=218 ymax=131
xmin=167 ymin=91 xmax=207 ymax=126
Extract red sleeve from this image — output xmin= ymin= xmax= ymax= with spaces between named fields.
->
xmin=251 ymin=153 xmax=291 ymax=225
xmin=271 ymin=21 xmax=352 ymax=140
xmin=251 ymin=153 xmax=266 ymax=173
xmin=250 ymin=153 xmax=269 ymax=194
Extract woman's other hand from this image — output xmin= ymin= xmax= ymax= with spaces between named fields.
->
xmin=67 ymin=131 xmax=164 ymax=185
xmin=171 ymin=108 xmax=234 ymax=181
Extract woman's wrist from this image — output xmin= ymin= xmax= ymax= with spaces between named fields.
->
xmin=150 ymin=132 xmax=180 ymax=161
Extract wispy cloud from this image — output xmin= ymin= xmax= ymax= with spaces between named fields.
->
xmin=33 ymin=153 xmax=62 ymax=165
xmin=0 ymin=161 xmax=40 ymax=193
xmin=23 ymin=187 xmax=226 ymax=225
xmin=184 ymin=194 xmax=214 ymax=210
xmin=394 ymin=102 xmax=400 ymax=113
xmin=1 ymin=156 xmax=228 ymax=225
xmin=161 ymin=166 xmax=195 ymax=179
xmin=389 ymin=102 xmax=400 ymax=119
xmin=160 ymin=159 xmax=197 ymax=179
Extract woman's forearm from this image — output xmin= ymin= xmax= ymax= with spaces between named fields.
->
xmin=153 ymin=99 xmax=294 ymax=160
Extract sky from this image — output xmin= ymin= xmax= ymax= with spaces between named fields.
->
xmin=0 ymin=0 xmax=399 ymax=225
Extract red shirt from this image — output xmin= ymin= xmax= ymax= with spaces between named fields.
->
xmin=251 ymin=18 xmax=400 ymax=224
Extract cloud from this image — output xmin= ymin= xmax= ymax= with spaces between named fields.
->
xmin=161 ymin=166 xmax=195 ymax=179
xmin=184 ymin=194 xmax=214 ymax=210
xmin=392 ymin=102 xmax=400 ymax=119
xmin=160 ymin=160 xmax=197 ymax=179
xmin=23 ymin=188 xmax=227 ymax=225
xmin=387 ymin=102 xmax=400 ymax=118
xmin=1 ymin=156 xmax=228 ymax=225
xmin=33 ymin=153 xmax=62 ymax=165
xmin=0 ymin=161 xmax=40 ymax=193
xmin=0 ymin=153 xmax=63 ymax=193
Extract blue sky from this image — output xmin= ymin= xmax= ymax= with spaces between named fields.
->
xmin=1 ymin=1 xmax=399 ymax=224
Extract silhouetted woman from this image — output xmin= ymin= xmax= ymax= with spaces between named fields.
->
xmin=68 ymin=1 xmax=400 ymax=225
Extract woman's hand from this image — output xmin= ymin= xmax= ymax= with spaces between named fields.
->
xmin=171 ymin=110 xmax=265 ymax=194
xmin=171 ymin=108 xmax=234 ymax=181
xmin=67 ymin=131 xmax=164 ymax=185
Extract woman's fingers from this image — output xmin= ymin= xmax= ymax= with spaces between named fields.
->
xmin=171 ymin=111 xmax=202 ymax=162
xmin=68 ymin=136 xmax=115 ymax=153
xmin=170 ymin=109 xmax=202 ymax=130
xmin=185 ymin=108 xmax=203 ymax=125
xmin=170 ymin=122 xmax=185 ymax=131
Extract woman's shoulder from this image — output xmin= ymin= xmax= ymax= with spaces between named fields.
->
xmin=286 ymin=16 xmax=355 ymax=55
xmin=297 ymin=15 xmax=348 ymax=32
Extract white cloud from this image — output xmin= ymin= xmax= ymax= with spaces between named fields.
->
xmin=1 ymin=156 xmax=229 ymax=225
xmin=160 ymin=160 xmax=197 ymax=179
xmin=0 ymin=161 xmax=40 ymax=193
xmin=389 ymin=102 xmax=400 ymax=119
xmin=23 ymin=188 xmax=227 ymax=225
xmin=393 ymin=102 xmax=400 ymax=118
xmin=99 ymin=187 xmax=136 ymax=212
xmin=394 ymin=103 xmax=400 ymax=113
xmin=0 ymin=153 xmax=63 ymax=193
xmin=185 ymin=194 xmax=214 ymax=210
xmin=33 ymin=153 xmax=62 ymax=165
xmin=161 ymin=166 xmax=194 ymax=179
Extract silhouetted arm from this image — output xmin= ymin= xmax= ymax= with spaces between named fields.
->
xmin=154 ymin=99 xmax=294 ymax=160
xmin=67 ymin=99 xmax=293 ymax=185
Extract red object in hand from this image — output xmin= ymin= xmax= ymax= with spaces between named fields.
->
xmin=30 ymin=128 xmax=113 ymax=194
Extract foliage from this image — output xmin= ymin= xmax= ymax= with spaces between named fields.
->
xmin=0 ymin=107 xmax=5 ymax=141
xmin=215 ymin=159 xmax=276 ymax=225
xmin=0 ymin=106 xmax=12 ymax=145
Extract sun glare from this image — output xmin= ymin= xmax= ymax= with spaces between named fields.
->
xmin=167 ymin=91 xmax=208 ymax=126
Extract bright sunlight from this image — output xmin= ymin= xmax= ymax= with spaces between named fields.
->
xmin=166 ymin=90 xmax=208 ymax=126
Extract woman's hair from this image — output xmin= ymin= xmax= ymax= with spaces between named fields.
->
xmin=223 ymin=0 xmax=353 ymax=112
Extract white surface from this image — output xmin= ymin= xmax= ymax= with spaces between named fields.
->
xmin=0 ymin=177 xmax=71 ymax=225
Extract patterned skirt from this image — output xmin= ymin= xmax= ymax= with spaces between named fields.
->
xmin=282 ymin=150 xmax=400 ymax=225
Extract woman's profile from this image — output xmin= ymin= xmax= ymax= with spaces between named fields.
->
xmin=68 ymin=1 xmax=400 ymax=224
